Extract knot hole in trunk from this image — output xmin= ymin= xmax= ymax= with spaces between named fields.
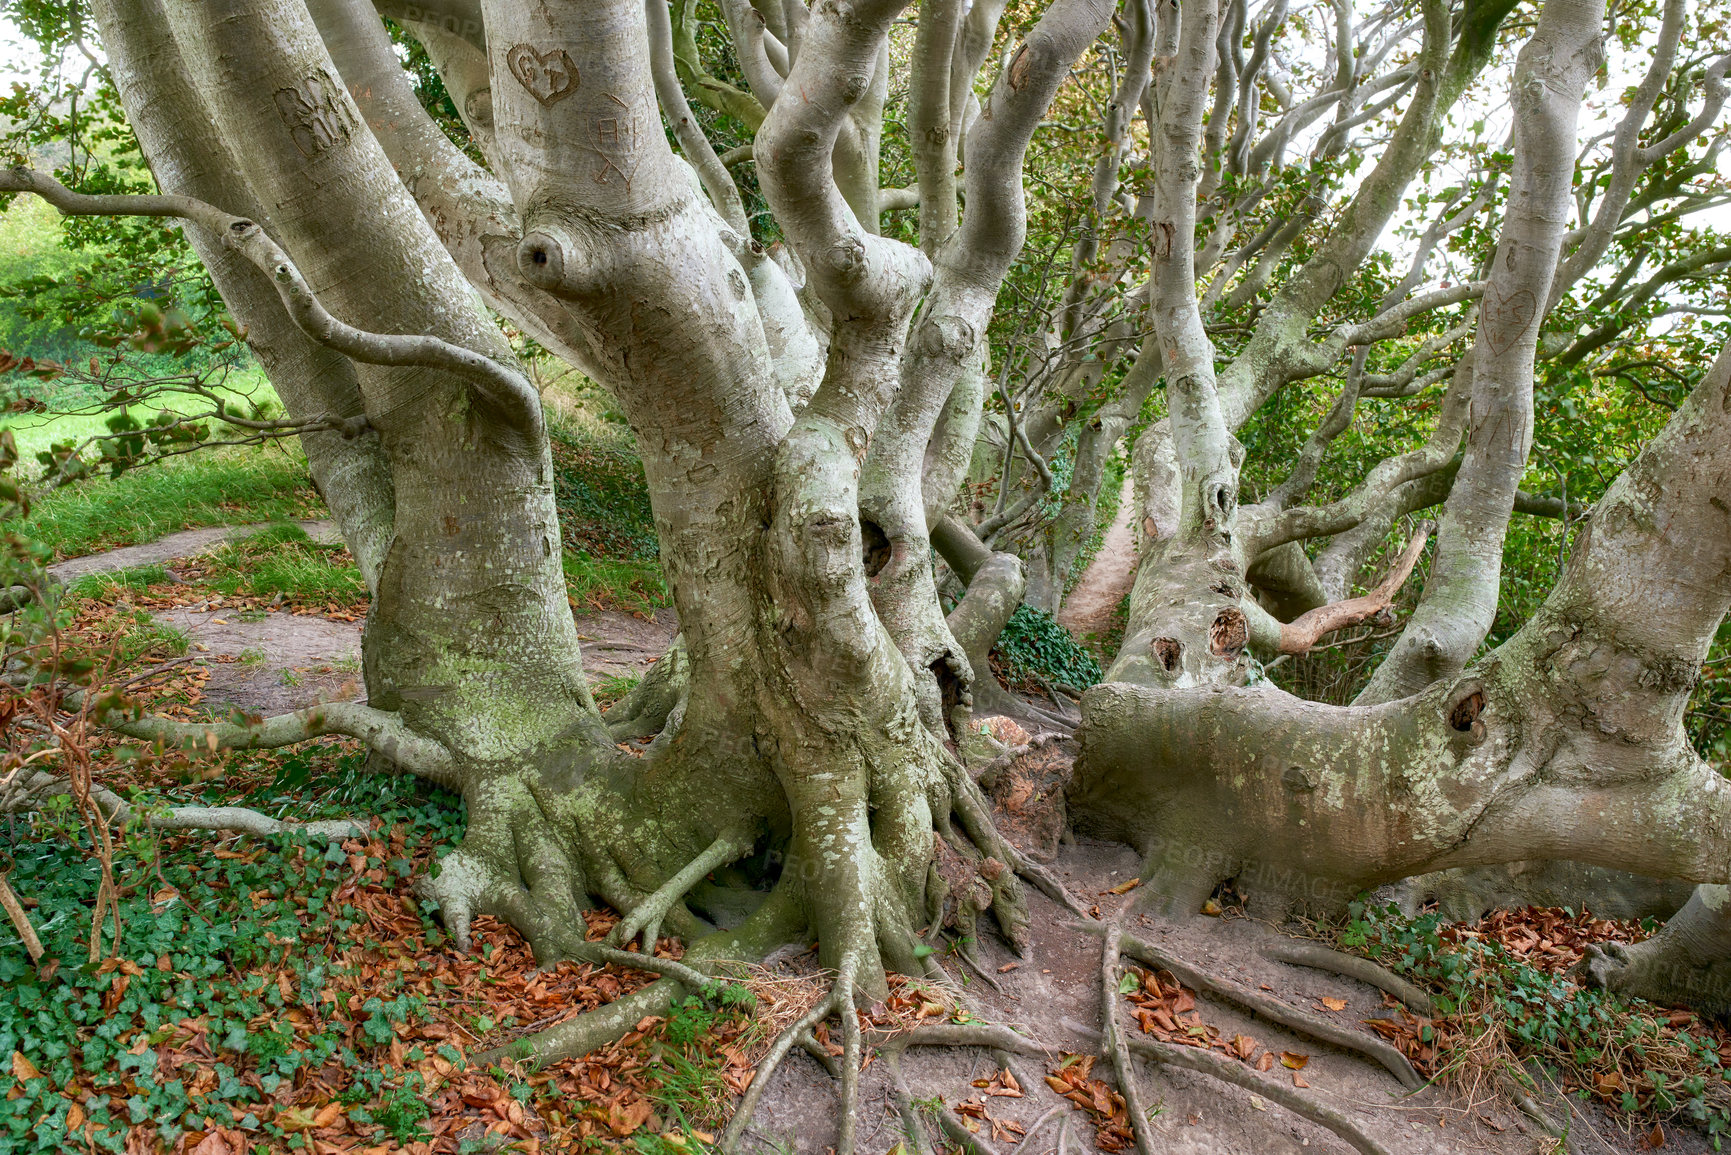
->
xmin=1447 ymin=683 xmax=1487 ymax=744
xmin=861 ymin=518 xmax=891 ymax=578
xmin=1209 ymin=606 xmax=1248 ymax=660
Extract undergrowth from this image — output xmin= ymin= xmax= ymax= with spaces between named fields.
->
xmin=992 ymin=605 xmax=1103 ymax=691
xmin=1 ymin=739 xmax=755 ymax=1153
xmin=550 ymin=422 xmax=658 ymax=562
xmin=0 ymin=747 xmax=467 ymax=1153
xmin=1330 ymin=900 xmax=1731 ymax=1147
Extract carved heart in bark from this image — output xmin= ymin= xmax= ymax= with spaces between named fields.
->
xmin=506 ymin=45 xmax=579 ymax=105
xmin=1482 ymin=285 xmax=1537 ymax=357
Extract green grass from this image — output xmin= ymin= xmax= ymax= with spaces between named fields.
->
xmin=65 ymin=563 xmax=174 ymax=601
xmin=1 ymin=364 xmax=284 ymax=467
xmin=121 ymin=617 xmax=189 ymax=664
xmin=104 ymin=609 xmax=190 ymax=665
xmin=201 ymin=523 xmax=365 ymax=604
xmin=9 ymin=448 xmax=317 ymax=560
xmin=591 ymin=671 xmax=642 ymax=706
xmin=564 ymin=551 xmax=670 ymax=615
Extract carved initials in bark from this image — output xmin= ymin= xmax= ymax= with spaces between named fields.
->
xmin=273 ymin=72 xmax=354 ymax=159
xmin=591 ymin=93 xmax=643 ymax=187
xmin=505 ymin=44 xmax=579 ymax=104
xmin=1482 ymin=285 xmax=1537 ymax=356
xmin=1151 ymin=221 xmax=1176 ymax=259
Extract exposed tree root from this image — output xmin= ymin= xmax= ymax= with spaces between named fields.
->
xmin=974 ymin=732 xmax=1065 ymax=792
xmin=1017 ymin=1105 xmax=1072 ymax=1152
xmin=605 ymin=823 xmax=757 ymax=952
xmin=139 ymin=806 xmax=366 ymax=840
xmin=1100 ymin=921 xmax=1160 ymax=1155
xmin=935 ymin=1105 xmax=1004 ymax=1155
xmin=602 ymin=635 xmax=689 ymax=740
xmin=1124 ymin=1036 xmax=1395 ymax=1155
xmin=0 ymin=871 xmax=45 ymax=964
xmin=1072 ymin=920 xmax=1423 ymax=1089
xmin=7 ymin=769 xmax=366 ymax=840
xmin=799 ymin=1030 xmax=843 ymax=1078
xmin=873 ymin=1021 xmax=1049 ymax=1058
xmin=884 ymin=1053 xmax=940 ymax=1155
xmin=476 ymin=886 xmax=808 ymax=1071
xmin=1004 ymin=844 xmax=1093 ymax=919
xmin=1510 ymin=1087 xmax=1580 ymax=1155
xmin=479 ymin=977 xmax=681 ymax=1068
xmin=57 ymin=674 xmax=456 ymax=785
xmin=944 ymin=759 xmax=1034 ymax=954
xmin=721 ymin=953 xmax=859 ymax=1154
xmin=953 ymin=941 xmax=1007 ymax=992
xmin=1259 ymin=937 xmax=1434 ymax=1016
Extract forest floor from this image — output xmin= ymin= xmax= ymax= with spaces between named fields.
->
xmin=5 ymin=438 xmax=1729 ymax=1155
xmin=5 ymin=526 xmax=1727 ymax=1155
xmin=41 ymin=520 xmax=678 ymax=716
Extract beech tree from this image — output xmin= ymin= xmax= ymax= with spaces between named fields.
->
xmin=6 ymin=0 xmax=1731 ymax=1145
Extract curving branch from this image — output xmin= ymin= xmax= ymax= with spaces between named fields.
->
xmin=669 ymin=0 xmax=770 ymax=128
xmin=647 ymin=0 xmax=750 ymax=232
xmin=1358 ymin=0 xmax=1608 ymax=705
xmin=1548 ymin=0 xmax=1730 ymax=309
xmin=0 ymin=168 xmax=542 ymax=431
xmin=1260 ymin=522 xmax=1432 ymax=655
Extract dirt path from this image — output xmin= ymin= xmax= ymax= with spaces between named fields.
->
xmin=749 ymin=814 xmax=1541 ymax=1155
xmin=50 ymin=522 xmax=676 ymax=716
xmin=48 ymin=520 xmax=341 ymax=583
xmin=1058 ymin=475 xmax=1137 ymax=643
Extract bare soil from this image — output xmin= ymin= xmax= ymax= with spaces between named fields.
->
xmin=1059 ymin=477 xmax=1138 ymax=645
xmin=745 ymin=796 xmax=1706 ymax=1155
xmin=743 ymin=838 xmax=1528 ymax=1155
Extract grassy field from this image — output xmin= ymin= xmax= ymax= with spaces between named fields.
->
xmin=9 ymin=446 xmax=321 ymax=560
